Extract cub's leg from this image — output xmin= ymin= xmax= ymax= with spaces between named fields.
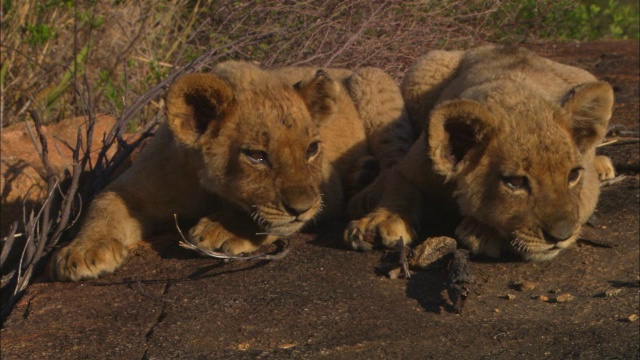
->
xmin=345 ymin=67 xmax=414 ymax=217
xmin=188 ymin=211 xmax=276 ymax=255
xmin=344 ymin=155 xmax=380 ymax=203
xmin=344 ymin=138 xmax=429 ymax=250
xmin=594 ymin=155 xmax=615 ymax=180
xmin=50 ymin=191 xmax=146 ymax=281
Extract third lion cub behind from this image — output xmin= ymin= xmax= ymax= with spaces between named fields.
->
xmin=345 ymin=45 xmax=616 ymax=261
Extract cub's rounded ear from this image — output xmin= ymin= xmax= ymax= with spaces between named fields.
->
xmin=428 ymin=99 xmax=496 ymax=177
xmin=560 ymin=81 xmax=613 ymax=152
xmin=296 ymin=70 xmax=340 ymax=124
xmin=166 ymin=73 xmax=235 ymax=147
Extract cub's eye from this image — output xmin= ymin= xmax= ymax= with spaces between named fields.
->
xmin=242 ymin=149 xmax=269 ymax=165
xmin=568 ymin=167 xmax=583 ymax=186
xmin=306 ymin=141 xmax=320 ymax=159
xmin=501 ymin=175 xmax=529 ymax=191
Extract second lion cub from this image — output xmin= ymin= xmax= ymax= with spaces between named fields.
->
xmin=345 ymin=45 xmax=616 ymax=261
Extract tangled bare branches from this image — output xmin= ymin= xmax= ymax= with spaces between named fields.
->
xmin=0 ymin=110 xmax=80 ymax=323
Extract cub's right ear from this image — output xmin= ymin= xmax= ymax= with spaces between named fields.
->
xmin=166 ymin=73 xmax=235 ymax=147
xmin=428 ymin=99 xmax=496 ymax=178
xmin=296 ymin=70 xmax=340 ymax=125
xmin=560 ymin=81 xmax=613 ymax=153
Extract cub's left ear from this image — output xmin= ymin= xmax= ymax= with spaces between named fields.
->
xmin=428 ymin=99 xmax=497 ymax=178
xmin=166 ymin=73 xmax=235 ymax=147
xmin=296 ymin=70 xmax=340 ymax=124
xmin=560 ymin=81 xmax=614 ymax=152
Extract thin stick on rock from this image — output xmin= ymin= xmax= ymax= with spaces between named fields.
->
xmin=600 ymin=175 xmax=627 ymax=187
xmin=597 ymin=138 xmax=640 ymax=147
xmin=396 ymin=237 xmax=411 ymax=279
xmin=173 ymin=214 xmax=290 ymax=261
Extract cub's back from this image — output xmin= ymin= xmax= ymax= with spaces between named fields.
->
xmin=440 ymin=46 xmax=598 ymax=104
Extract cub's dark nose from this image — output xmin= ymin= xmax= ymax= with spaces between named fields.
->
xmin=283 ymin=201 xmax=312 ymax=216
xmin=543 ymin=220 xmax=577 ymax=243
xmin=281 ymin=186 xmax=315 ymax=216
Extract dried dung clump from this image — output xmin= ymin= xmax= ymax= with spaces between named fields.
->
xmin=409 ymin=236 xmax=457 ymax=270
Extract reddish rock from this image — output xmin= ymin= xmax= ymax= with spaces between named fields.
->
xmin=1 ymin=114 xmax=117 ymax=236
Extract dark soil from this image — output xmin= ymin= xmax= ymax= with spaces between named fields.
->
xmin=1 ymin=41 xmax=638 ymax=359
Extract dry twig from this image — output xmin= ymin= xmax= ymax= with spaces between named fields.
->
xmin=173 ymin=215 xmax=290 ymax=261
xmin=600 ymin=175 xmax=628 ymax=187
xmin=396 ymin=237 xmax=411 ymax=279
xmin=598 ymin=138 xmax=640 ymax=147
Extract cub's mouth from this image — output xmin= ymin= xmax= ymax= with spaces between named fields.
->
xmin=250 ymin=199 xmax=323 ymax=236
xmin=511 ymin=228 xmax=580 ymax=261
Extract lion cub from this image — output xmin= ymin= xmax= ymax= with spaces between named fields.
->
xmin=51 ymin=62 xmax=410 ymax=281
xmin=345 ymin=45 xmax=615 ymax=261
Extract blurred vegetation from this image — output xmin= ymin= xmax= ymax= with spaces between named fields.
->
xmin=1 ymin=0 xmax=638 ymax=128
xmin=488 ymin=0 xmax=639 ymax=41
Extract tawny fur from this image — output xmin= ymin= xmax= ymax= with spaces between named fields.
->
xmin=345 ymin=46 xmax=615 ymax=261
xmin=51 ymin=62 xmax=409 ymax=281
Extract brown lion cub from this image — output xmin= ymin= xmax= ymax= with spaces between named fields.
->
xmin=345 ymin=45 xmax=616 ymax=261
xmin=51 ymin=62 xmax=410 ymax=281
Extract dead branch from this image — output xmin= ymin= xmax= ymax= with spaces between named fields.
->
xmin=0 ymin=222 xmax=19 ymax=268
xmin=598 ymin=138 xmax=640 ymax=147
xmin=0 ymin=110 xmax=72 ymax=324
xmin=396 ymin=237 xmax=411 ymax=279
xmin=578 ymin=238 xmax=616 ymax=249
xmin=600 ymin=175 xmax=627 ymax=187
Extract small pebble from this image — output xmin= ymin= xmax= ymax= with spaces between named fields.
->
xmin=502 ymin=294 xmax=516 ymax=300
xmin=554 ymin=293 xmax=574 ymax=303
xmin=388 ymin=267 xmax=402 ymax=280
xmin=494 ymin=308 xmax=501 ymax=313
xmin=627 ymin=314 xmax=639 ymax=322
xmin=513 ymin=280 xmax=537 ymax=291
xmin=536 ymin=295 xmax=550 ymax=302
xmin=604 ymin=289 xmax=623 ymax=298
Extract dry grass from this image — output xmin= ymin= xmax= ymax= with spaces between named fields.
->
xmin=2 ymin=1 xmax=638 ymax=128
xmin=0 ymin=0 xmax=519 ymax=128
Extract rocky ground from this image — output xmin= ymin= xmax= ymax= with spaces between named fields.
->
xmin=1 ymin=41 xmax=638 ymax=359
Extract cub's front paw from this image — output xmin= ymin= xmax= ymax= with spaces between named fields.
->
xmin=188 ymin=217 xmax=260 ymax=255
xmin=594 ymin=155 xmax=615 ymax=180
xmin=344 ymin=209 xmax=415 ymax=251
xmin=50 ymin=239 xmax=128 ymax=281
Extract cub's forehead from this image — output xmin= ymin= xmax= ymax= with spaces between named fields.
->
xmin=497 ymin=121 xmax=579 ymax=172
xmin=233 ymin=87 xmax=318 ymax=141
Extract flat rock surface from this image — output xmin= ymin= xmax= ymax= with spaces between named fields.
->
xmin=1 ymin=41 xmax=638 ymax=359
